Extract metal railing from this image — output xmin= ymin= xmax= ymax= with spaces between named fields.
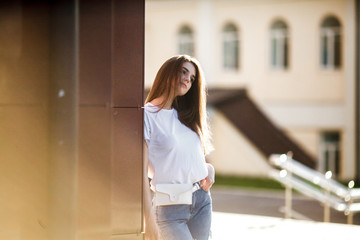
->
xmin=269 ymin=152 xmax=360 ymax=224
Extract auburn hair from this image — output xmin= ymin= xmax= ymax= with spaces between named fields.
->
xmin=145 ymin=55 xmax=213 ymax=155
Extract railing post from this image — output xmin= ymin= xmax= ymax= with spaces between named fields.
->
xmin=324 ymin=171 xmax=332 ymax=222
xmin=285 ymin=178 xmax=292 ymax=219
xmin=347 ymin=180 xmax=355 ymax=224
xmin=285 ymin=152 xmax=293 ymax=219
xmin=347 ymin=200 xmax=354 ymax=224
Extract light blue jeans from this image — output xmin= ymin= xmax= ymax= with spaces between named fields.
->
xmin=155 ymin=188 xmax=212 ymax=240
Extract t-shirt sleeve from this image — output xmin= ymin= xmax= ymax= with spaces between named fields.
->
xmin=144 ymin=110 xmax=151 ymax=143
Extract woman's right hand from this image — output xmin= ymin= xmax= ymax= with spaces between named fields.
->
xmin=200 ymin=163 xmax=215 ymax=191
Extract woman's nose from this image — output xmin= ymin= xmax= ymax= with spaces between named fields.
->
xmin=184 ymin=75 xmax=190 ymax=83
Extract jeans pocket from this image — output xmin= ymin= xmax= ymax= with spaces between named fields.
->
xmin=200 ymin=187 xmax=209 ymax=193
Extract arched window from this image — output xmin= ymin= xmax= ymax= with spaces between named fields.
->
xmin=320 ymin=16 xmax=341 ymax=69
xmin=223 ymin=23 xmax=239 ymax=70
xmin=270 ymin=20 xmax=289 ymax=69
xmin=178 ymin=25 xmax=194 ymax=56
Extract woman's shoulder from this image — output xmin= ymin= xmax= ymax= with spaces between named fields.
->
xmin=144 ymin=102 xmax=158 ymax=114
xmin=144 ymin=102 xmax=177 ymax=119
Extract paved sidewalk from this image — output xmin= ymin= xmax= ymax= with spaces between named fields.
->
xmin=212 ymin=211 xmax=360 ymax=240
xmin=211 ymin=186 xmax=360 ymax=225
xmin=210 ymin=186 xmax=360 ymax=239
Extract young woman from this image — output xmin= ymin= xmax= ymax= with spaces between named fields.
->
xmin=144 ymin=55 xmax=215 ymax=240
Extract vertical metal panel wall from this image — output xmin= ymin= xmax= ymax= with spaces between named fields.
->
xmin=48 ymin=1 xmax=78 ymax=239
xmin=0 ymin=2 xmax=49 ymax=240
xmin=0 ymin=0 xmax=145 ymax=239
xmin=77 ymin=0 xmax=144 ymax=239
xmin=111 ymin=0 xmax=144 ymax=237
xmin=356 ymin=0 xmax=360 ymax=185
xmin=77 ymin=0 xmax=112 ymax=239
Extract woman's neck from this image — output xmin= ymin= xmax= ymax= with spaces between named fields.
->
xmin=151 ymin=95 xmax=174 ymax=110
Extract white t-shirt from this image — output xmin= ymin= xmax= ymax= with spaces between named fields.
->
xmin=144 ymin=102 xmax=208 ymax=188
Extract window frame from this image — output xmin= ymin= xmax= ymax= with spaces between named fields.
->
xmin=318 ymin=131 xmax=341 ymax=177
xmin=270 ymin=20 xmax=289 ymax=70
xmin=222 ymin=23 xmax=240 ymax=71
xmin=320 ymin=16 xmax=342 ymax=70
xmin=178 ymin=25 xmax=195 ymax=56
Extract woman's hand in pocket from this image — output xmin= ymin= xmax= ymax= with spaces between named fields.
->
xmin=200 ymin=163 xmax=215 ymax=191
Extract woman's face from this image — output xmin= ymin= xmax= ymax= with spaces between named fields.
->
xmin=174 ymin=61 xmax=196 ymax=97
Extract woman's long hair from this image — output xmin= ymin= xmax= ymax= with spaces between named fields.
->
xmin=145 ymin=55 xmax=213 ymax=155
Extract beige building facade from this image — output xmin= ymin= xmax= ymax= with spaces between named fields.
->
xmin=145 ymin=0 xmax=357 ymax=180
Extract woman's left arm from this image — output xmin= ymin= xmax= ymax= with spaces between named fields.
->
xmin=200 ymin=163 xmax=215 ymax=191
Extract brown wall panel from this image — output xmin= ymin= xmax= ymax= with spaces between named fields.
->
xmin=0 ymin=3 xmax=49 ymax=105
xmin=78 ymin=107 xmax=112 ymax=239
xmin=0 ymin=0 xmax=145 ymax=239
xmin=112 ymin=0 xmax=145 ymax=107
xmin=0 ymin=106 xmax=48 ymax=240
xmin=0 ymin=2 xmax=50 ymax=240
xmin=78 ymin=0 xmax=145 ymax=238
xmin=111 ymin=108 xmax=143 ymax=235
xmin=79 ymin=0 xmax=111 ymax=106
xmin=48 ymin=1 xmax=78 ymax=239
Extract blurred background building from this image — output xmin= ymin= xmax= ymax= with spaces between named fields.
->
xmin=145 ymin=0 xmax=358 ymax=181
